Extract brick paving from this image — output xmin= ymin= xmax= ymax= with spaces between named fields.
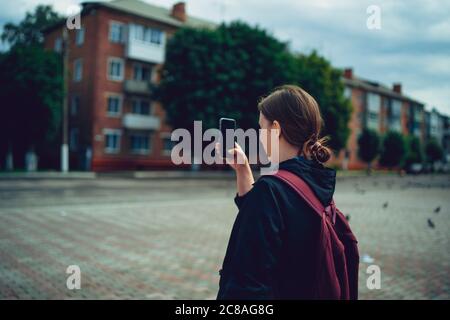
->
xmin=0 ymin=175 xmax=449 ymax=299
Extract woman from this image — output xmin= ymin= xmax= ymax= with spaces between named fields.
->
xmin=216 ymin=85 xmax=355 ymax=300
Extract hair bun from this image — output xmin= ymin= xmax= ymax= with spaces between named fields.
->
xmin=309 ymin=139 xmax=331 ymax=163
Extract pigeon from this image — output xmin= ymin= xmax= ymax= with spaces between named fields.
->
xmin=434 ymin=206 xmax=441 ymax=213
xmin=358 ymin=189 xmax=366 ymax=195
xmin=345 ymin=214 xmax=351 ymax=221
xmin=427 ymin=218 xmax=435 ymax=229
xmin=383 ymin=202 xmax=388 ymax=209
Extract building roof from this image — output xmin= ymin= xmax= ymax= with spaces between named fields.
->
xmin=343 ymin=76 xmax=425 ymax=106
xmin=88 ymin=0 xmax=216 ymax=28
xmin=44 ymin=0 xmax=216 ymax=33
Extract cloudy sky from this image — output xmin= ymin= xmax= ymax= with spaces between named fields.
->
xmin=1 ymin=0 xmax=449 ymax=114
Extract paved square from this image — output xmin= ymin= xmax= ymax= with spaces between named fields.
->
xmin=0 ymin=174 xmax=449 ymax=299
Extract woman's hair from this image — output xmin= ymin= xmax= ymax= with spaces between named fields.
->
xmin=257 ymin=84 xmax=332 ymax=163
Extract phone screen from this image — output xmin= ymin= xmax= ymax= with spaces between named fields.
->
xmin=219 ymin=118 xmax=236 ymax=158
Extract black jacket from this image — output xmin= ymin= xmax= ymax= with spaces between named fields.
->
xmin=217 ymin=156 xmax=337 ymax=299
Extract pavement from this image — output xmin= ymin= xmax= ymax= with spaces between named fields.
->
xmin=0 ymin=174 xmax=449 ymax=299
xmin=0 ymin=169 xmax=395 ymax=180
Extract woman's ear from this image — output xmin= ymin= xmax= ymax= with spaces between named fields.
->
xmin=272 ymin=120 xmax=281 ymax=138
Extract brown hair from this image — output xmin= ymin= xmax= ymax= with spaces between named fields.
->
xmin=257 ymin=84 xmax=332 ymax=163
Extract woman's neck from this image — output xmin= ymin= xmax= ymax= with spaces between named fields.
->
xmin=276 ymin=145 xmax=301 ymax=164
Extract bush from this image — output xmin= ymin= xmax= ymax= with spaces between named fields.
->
xmin=379 ymin=131 xmax=406 ymax=169
xmin=357 ymin=128 xmax=380 ymax=172
xmin=425 ymin=138 xmax=443 ymax=164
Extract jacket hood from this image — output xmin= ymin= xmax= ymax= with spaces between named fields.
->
xmin=278 ymin=156 xmax=336 ymax=206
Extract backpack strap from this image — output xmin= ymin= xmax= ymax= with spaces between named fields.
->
xmin=270 ymin=169 xmax=336 ymax=224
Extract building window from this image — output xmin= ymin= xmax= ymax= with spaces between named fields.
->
xmin=161 ymin=133 xmax=174 ymax=156
xmin=109 ymin=22 xmax=124 ymax=43
xmin=414 ymin=109 xmax=422 ymax=123
xmin=389 ymin=99 xmax=402 ymax=132
xmin=107 ymin=57 xmax=124 ymax=81
xmin=130 ymin=133 xmax=151 ymax=154
xmin=391 ymin=100 xmax=402 ymax=117
xmin=75 ymin=27 xmax=84 ymax=46
xmin=71 ymin=96 xmax=80 ymax=116
xmin=70 ymin=128 xmax=79 ymax=151
xmin=54 ymin=37 xmax=62 ymax=52
xmin=133 ymin=63 xmax=151 ymax=81
xmin=104 ymin=129 xmax=121 ymax=154
xmin=145 ymin=28 xmax=162 ymax=45
xmin=344 ymin=87 xmax=352 ymax=99
xmin=107 ymin=95 xmax=122 ymax=116
xmin=132 ymin=99 xmax=151 ymax=115
xmin=73 ymin=59 xmax=82 ymax=82
xmin=367 ymin=93 xmax=380 ymax=131
xmin=133 ymin=24 xmax=163 ymax=46
xmin=134 ymin=25 xmax=144 ymax=41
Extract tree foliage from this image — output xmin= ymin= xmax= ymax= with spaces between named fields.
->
xmin=0 ymin=5 xmax=63 ymax=168
xmin=158 ymin=21 xmax=352 ymax=153
xmin=357 ymin=128 xmax=380 ymax=169
xmin=425 ymin=138 xmax=443 ymax=163
xmin=404 ymin=135 xmax=423 ymax=169
xmin=1 ymin=5 xmax=63 ymax=48
xmin=379 ymin=131 xmax=406 ymax=168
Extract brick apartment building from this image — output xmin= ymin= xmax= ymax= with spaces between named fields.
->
xmin=44 ymin=0 xmax=214 ymax=171
xmin=336 ymin=68 xmax=427 ymax=170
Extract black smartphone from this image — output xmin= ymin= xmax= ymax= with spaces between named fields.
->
xmin=219 ymin=117 xmax=236 ymax=158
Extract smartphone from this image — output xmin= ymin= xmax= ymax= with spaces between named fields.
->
xmin=219 ymin=117 xmax=236 ymax=159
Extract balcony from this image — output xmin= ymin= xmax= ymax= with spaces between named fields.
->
xmin=126 ymin=24 xmax=165 ymax=64
xmin=122 ymin=113 xmax=160 ymax=130
xmin=124 ymin=79 xmax=153 ymax=96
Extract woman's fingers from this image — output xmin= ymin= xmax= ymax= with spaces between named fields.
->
xmin=215 ymin=142 xmax=247 ymax=166
xmin=234 ymin=142 xmax=243 ymax=151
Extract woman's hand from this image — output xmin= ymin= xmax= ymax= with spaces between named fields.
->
xmin=216 ymin=142 xmax=254 ymax=196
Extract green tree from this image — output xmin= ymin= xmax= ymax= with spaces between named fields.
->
xmin=157 ymin=22 xmax=351 ymax=155
xmin=293 ymin=51 xmax=352 ymax=152
xmin=425 ymin=138 xmax=443 ymax=164
xmin=0 ymin=45 xmax=63 ymax=169
xmin=158 ymin=21 xmax=295 ymax=131
xmin=0 ymin=5 xmax=63 ymax=170
xmin=1 ymin=5 xmax=63 ymax=48
xmin=404 ymin=135 xmax=424 ymax=170
xmin=379 ymin=131 xmax=406 ymax=169
xmin=357 ymin=128 xmax=380 ymax=173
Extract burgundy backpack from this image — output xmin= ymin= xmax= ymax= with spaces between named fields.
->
xmin=271 ymin=169 xmax=360 ymax=300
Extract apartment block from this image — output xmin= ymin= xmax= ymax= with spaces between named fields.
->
xmin=425 ymin=109 xmax=450 ymax=162
xmin=44 ymin=0 xmax=214 ymax=171
xmin=337 ymin=68 xmax=426 ymax=170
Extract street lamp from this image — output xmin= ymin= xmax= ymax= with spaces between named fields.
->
xmin=61 ymin=27 xmax=69 ymax=173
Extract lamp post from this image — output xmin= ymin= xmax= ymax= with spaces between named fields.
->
xmin=61 ymin=27 xmax=69 ymax=172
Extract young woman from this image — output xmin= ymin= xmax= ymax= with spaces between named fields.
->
xmin=216 ymin=84 xmax=341 ymax=299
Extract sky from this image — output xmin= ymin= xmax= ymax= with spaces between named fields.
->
xmin=0 ymin=0 xmax=449 ymax=115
